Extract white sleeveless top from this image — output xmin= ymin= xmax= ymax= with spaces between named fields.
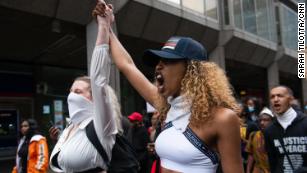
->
xmin=155 ymin=96 xmax=219 ymax=173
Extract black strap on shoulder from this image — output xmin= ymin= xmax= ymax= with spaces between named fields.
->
xmin=162 ymin=121 xmax=173 ymax=131
xmin=85 ymin=121 xmax=110 ymax=168
xmin=51 ymin=151 xmax=62 ymax=170
xmin=75 ymin=167 xmax=103 ymax=173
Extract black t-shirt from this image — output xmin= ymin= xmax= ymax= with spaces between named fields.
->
xmin=264 ymin=113 xmax=307 ymax=173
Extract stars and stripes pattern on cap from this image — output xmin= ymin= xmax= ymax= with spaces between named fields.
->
xmin=162 ymin=37 xmax=180 ymax=50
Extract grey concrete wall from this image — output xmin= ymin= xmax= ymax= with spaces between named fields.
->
xmin=267 ymin=61 xmax=280 ymax=91
xmin=0 ymin=0 xmax=95 ymax=25
xmin=209 ymin=46 xmax=226 ymax=70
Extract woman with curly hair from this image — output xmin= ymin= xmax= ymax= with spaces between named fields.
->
xmin=94 ymin=4 xmax=243 ymax=173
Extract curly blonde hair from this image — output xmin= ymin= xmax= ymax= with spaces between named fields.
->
xmin=157 ymin=61 xmax=240 ymax=127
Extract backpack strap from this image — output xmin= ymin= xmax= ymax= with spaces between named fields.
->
xmin=85 ymin=120 xmax=110 ymax=168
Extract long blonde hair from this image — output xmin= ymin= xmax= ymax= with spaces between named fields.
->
xmin=105 ymin=85 xmax=123 ymax=134
xmin=157 ymin=61 xmax=240 ymax=127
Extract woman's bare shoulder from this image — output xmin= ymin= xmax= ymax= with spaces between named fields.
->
xmin=213 ymin=107 xmax=240 ymax=126
xmin=211 ymin=107 xmax=241 ymax=148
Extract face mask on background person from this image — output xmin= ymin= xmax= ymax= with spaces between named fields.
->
xmin=67 ymin=92 xmax=94 ymax=125
xmin=248 ymin=106 xmax=255 ymax=113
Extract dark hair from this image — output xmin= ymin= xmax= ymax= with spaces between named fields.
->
xmin=27 ymin=119 xmax=38 ymax=131
xmin=242 ymin=97 xmax=261 ymax=119
xmin=22 ymin=118 xmax=39 ymax=139
xmin=271 ymin=85 xmax=293 ymax=96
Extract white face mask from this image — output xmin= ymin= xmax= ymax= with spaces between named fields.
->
xmin=67 ymin=92 xmax=94 ymax=125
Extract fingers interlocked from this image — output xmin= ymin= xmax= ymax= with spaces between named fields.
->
xmin=92 ymin=1 xmax=113 ymax=18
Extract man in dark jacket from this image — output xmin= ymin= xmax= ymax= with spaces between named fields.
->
xmin=264 ymin=85 xmax=307 ymax=173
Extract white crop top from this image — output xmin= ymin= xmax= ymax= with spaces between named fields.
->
xmin=155 ymin=96 xmax=219 ymax=173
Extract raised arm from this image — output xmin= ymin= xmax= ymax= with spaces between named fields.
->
xmin=109 ymin=30 xmax=159 ymax=108
xmin=90 ymin=2 xmax=116 ymax=138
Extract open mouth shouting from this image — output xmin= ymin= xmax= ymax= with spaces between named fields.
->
xmin=155 ymin=72 xmax=165 ymax=93
xmin=273 ymin=103 xmax=281 ymax=112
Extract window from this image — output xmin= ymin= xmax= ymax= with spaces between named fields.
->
xmin=255 ymin=0 xmax=269 ymax=39
xmin=243 ymin=0 xmax=257 ymax=34
xmin=280 ymin=4 xmax=297 ymax=50
xmin=182 ymin=0 xmax=205 ymax=14
xmin=205 ymin=0 xmax=218 ymax=19
xmin=165 ymin=0 xmax=180 ymax=4
xmin=234 ymin=0 xmax=243 ymax=29
xmin=232 ymin=0 xmax=277 ymax=42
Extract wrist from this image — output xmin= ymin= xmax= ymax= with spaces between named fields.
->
xmin=98 ymin=23 xmax=110 ymax=30
xmin=96 ymin=29 xmax=110 ymax=45
xmin=98 ymin=25 xmax=110 ymax=37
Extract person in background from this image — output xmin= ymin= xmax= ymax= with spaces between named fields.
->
xmin=290 ymin=98 xmax=303 ymax=114
xmin=244 ymin=97 xmax=261 ymax=122
xmin=239 ymin=100 xmax=259 ymax=169
xmin=264 ymin=85 xmax=307 ymax=173
xmin=49 ymin=123 xmax=61 ymax=144
xmin=121 ymin=116 xmax=132 ymax=137
xmin=245 ymin=107 xmax=274 ymax=173
xmin=127 ymin=112 xmax=150 ymax=173
xmin=148 ymin=111 xmax=160 ymax=142
xmin=147 ymin=111 xmax=161 ymax=173
xmin=12 ymin=119 xmax=49 ymax=173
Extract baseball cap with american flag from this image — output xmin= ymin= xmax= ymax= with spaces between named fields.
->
xmin=143 ymin=36 xmax=207 ymax=67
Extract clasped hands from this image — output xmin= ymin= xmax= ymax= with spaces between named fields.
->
xmin=92 ymin=0 xmax=114 ymax=26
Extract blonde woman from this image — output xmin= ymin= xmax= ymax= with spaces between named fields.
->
xmin=49 ymin=3 xmax=123 ymax=172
